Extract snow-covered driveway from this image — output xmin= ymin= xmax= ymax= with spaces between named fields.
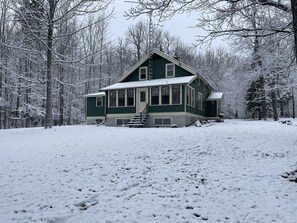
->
xmin=0 ymin=120 xmax=297 ymax=223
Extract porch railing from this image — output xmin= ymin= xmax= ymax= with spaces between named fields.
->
xmin=140 ymin=103 xmax=148 ymax=123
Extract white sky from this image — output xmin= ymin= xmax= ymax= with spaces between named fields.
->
xmin=108 ymin=0 xmax=225 ymax=49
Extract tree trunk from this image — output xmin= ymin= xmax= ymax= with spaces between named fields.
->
xmin=59 ymin=64 xmax=64 ymax=126
xmin=0 ymin=0 xmax=8 ymax=129
xmin=259 ymin=75 xmax=267 ymax=120
xmin=271 ymin=89 xmax=279 ymax=121
xmin=45 ymin=0 xmax=55 ymax=129
xmin=291 ymin=0 xmax=297 ymax=62
xmin=280 ymin=100 xmax=284 ymax=117
xmin=293 ymin=87 xmax=296 ymax=119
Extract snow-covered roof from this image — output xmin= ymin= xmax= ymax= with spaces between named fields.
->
xmin=206 ymin=92 xmax=223 ymax=101
xmin=83 ymin=92 xmax=106 ymax=98
xmin=118 ymin=49 xmax=214 ymax=90
xmin=101 ymin=76 xmax=196 ymax=91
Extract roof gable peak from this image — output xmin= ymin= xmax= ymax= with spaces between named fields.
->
xmin=116 ymin=48 xmax=213 ymax=89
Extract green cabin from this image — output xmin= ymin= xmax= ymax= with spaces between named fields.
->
xmin=83 ymin=49 xmax=223 ymax=127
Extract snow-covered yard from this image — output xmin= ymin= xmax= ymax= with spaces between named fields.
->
xmin=0 ymin=120 xmax=297 ymax=223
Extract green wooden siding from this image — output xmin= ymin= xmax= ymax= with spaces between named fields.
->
xmin=186 ymin=79 xmax=211 ymax=117
xmin=206 ymin=101 xmax=218 ymax=117
xmin=86 ymin=97 xmax=106 ymax=117
xmin=149 ymin=105 xmax=185 ymax=113
xmin=122 ymin=54 xmax=192 ymax=82
xmin=107 ymin=107 xmax=136 ymax=114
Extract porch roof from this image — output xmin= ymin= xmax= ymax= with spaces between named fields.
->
xmin=206 ymin=92 xmax=223 ymax=101
xmin=83 ymin=92 xmax=106 ymax=98
xmin=101 ymin=76 xmax=196 ymax=91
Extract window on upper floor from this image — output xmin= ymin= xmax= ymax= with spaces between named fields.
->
xmin=166 ymin=64 xmax=175 ymax=77
xmin=139 ymin=67 xmax=148 ymax=80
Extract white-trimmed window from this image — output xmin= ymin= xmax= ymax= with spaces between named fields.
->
xmin=151 ymin=85 xmax=182 ymax=106
xmin=127 ymin=89 xmax=135 ymax=106
xmin=96 ymin=97 xmax=103 ymax=107
xmin=166 ymin=64 xmax=175 ymax=77
xmin=118 ymin=90 xmax=126 ymax=107
xmin=198 ymin=93 xmax=202 ymax=110
xmin=139 ymin=67 xmax=148 ymax=80
xmin=172 ymin=85 xmax=181 ymax=104
xmin=109 ymin=89 xmax=135 ymax=108
xmin=154 ymin=118 xmax=172 ymax=126
xmin=161 ymin=86 xmax=170 ymax=105
xmin=109 ymin=90 xmax=117 ymax=107
xmin=186 ymin=86 xmax=195 ymax=107
xmin=151 ymin=87 xmax=159 ymax=105
xmin=116 ymin=118 xmax=130 ymax=126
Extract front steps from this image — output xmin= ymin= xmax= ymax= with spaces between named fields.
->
xmin=127 ymin=115 xmax=148 ymax=128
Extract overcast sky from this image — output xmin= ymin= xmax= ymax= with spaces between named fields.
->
xmin=108 ymin=0 xmax=221 ymax=49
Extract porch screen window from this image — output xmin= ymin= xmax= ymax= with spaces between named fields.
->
xmin=191 ymin=88 xmax=195 ymax=107
xmin=186 ymin=86 xmax=195 ymax=107
xmin=172 ymin=85 xmax=181 ymax=104
xmin=118 ymin=90 xmax=125 ymax=107
xmin=127 ymin=89 xmax=134 ymax=106
xmin=166 ymin=64 xmax=175 ymax=77
xmin=151 ymin=87 xmax=159 ymax=105
xmin=198 ymin=93 xmax=202 ymax=110
xmin=161 ymin=86 xmax=170 ymax=105
xmin=109 ymin=90 xmax=116 ymax=107
xmin=186 ymin=87 xmax=190 ymax=105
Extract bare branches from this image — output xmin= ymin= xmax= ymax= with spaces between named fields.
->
xmin=125 ymin=0 xmax=293 ymax=45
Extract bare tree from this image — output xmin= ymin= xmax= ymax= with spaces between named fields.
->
xmin=12 ymin=0 xmax=113 ymax=128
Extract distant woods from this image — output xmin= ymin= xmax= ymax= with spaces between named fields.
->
xmin=0 ymin=0 xmax=296 ymax=129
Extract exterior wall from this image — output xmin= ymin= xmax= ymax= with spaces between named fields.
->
xmin=206 ymin=101 xmax=218 ymax=117
xmin=86 ymin=116 xmax=105 ymax=125
xmin=86 ymin=97 xmax=105 ymax=117
xmin=186 ymin=79 xmax=211 ymax=117
xmin=121 ymin=54 xmax=192 ymax=82
xmin=146 ymin=112 xmax=206 ymax=127
xmin=106 ymin=114 xmax=136 ymax=126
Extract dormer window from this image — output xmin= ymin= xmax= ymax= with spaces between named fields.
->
xmin=139 ymin=67 xmax=148 ymax=80
xmin=166 ymin=64 xmax=175 ymax=77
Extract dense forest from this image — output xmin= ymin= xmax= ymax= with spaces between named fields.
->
xmin=0 ymin=0 xmax=296 ymax=129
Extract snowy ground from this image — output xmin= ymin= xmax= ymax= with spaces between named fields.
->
xmin=0 ymin=119 xmax=297 ymax=223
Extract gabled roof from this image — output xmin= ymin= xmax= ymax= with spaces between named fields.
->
xmin=83 ymin=92 xmax=106 ymax=98
xmin=206 ymin=92 xmax=223 ymax=101
xmin=101 ymin=76 xmax=196 ymax=91
xmin=117 ymin=48 xmax=213 ymax=90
